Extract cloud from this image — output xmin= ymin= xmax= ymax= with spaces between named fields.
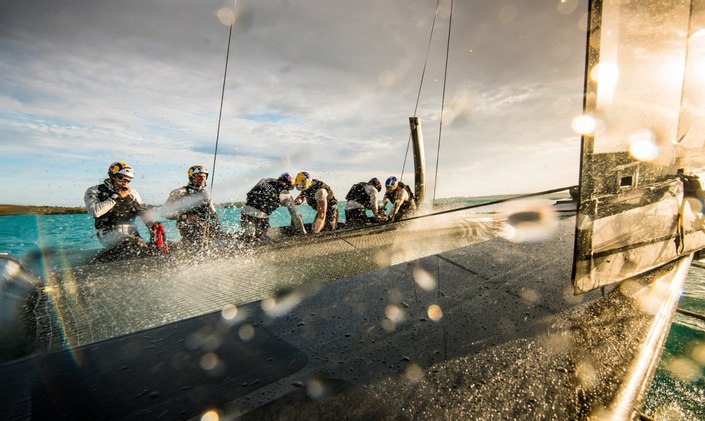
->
xmin=0 ymin=0 xmax=589 ymax=205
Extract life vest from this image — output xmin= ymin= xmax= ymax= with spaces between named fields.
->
xmin=246 ymin=179 xmax=285 ymax=215
xmin=346 ymin=182 xmax=373 ymax=208
xmin=301 ymin=180 xmax=338 ymax=210
xmin=180 ymin=185 xmax=213 ymax=219
xmin=94 ymin=184 xmax=140 ymax=232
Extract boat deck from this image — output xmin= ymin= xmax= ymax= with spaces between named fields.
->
xmin=1 ymin=216 xmax=687 ymax=419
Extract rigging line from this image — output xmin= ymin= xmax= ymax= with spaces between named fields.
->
xmin=674 ymin=0 xmax=695 ymax=145
xmin=432 ymin=0 xmax=454 ymax=205
xmin=401 ymin=0 xmax=441 ymax=182
xmin=392 ymin=185 xmax=575 ymax=223
xmin=210 ymin=15 xmax=235 ymax=196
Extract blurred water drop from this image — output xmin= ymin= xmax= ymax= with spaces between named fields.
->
xmin=412 ymin=266 xmax=437 ymax=291
xmin=577 ymin=214 xmax=592 ymax=230
xmin=665 ymin=357 xmax=701 ymax=382
xmin=239 ymin=324 xmax=255 ymax=341
xmin=576 ymin=360 xmax=597 ymax=389
xmin=262 ymin=289 xmax=304 ymax=318
xmin=499 ymin=200 xmax=558 ymax=243
xmin=385 ymin=304 xmax=406 ymax=324
xmin=216 ymin=7 xmax=236 ymax=26
xmin=627 ymin=129 xmax=660 ymax=161
xmin=571 ymin=114 xmax=597 ymax=135
xmin=428 ymin=304 xmax=443 ymax=321
xmin=201 ymin=409 xmax=220 ymax=421
xmin=200 ymin=352 xmax=219 ymax=371
xmin=590 ymin=62 xmax=619 ymax=101
xmin=221 ymin=304 xmax=238 ymax=321
xmin=519 ymin=288 xmax=539 ymax=304
xmin=404 ymin=363 xmax=424 ymax=383
xmin=307 ymin=379 xmax=325 ymax=400
xmin=691 ymin=343 xmax=705 ymax=365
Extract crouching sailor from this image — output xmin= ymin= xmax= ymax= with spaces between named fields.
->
xmin=84 ymin=161 xmax=158 ymax=259
xmin=162 ymin=165 xmax=226 ymax=251
xmin=240 ymin=173 xmax=306 ymax=241
xmin=344 ymin=177 xmax=383 ymax=227
xmin=294 ymin=172 xmax=339 ymax=234
xmin=382 ymin=176 xmax=416 ymax=222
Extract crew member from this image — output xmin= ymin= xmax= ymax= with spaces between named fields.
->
xmin=344 ymin=177 xmax=383 ymax=227
xmin=240 ymin=173 xmax=306 ymax=241
xmin=162 ymin=165 xmax=224 ymax=250
xmin=382 ymin=176 xmax=416 ymax=222
xmin=84 ymin=162 xmax=157 ymax=259
xmin=293 ymin=172 xmax=338 ymax=234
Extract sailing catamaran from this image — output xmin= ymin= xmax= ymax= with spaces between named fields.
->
xmin=2 ymin=0 xmax=705 ymax=418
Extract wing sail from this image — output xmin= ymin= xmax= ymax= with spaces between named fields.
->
xmin=573 ymin=0 xmax=705 ymax=293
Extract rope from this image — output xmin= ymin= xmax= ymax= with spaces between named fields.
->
xmin=210 ymin=13 xmax=235 ymax=196
xmin=401 ymin=0 xmax=441 ymax=182
xmin=399 ymin=185 xmax=574 ymax=223
xmin=432 ymin=0 xmax=454 ymax=205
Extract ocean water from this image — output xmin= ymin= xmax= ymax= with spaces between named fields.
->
xmin=0 ymin=205 xmax=321 ymax=258
xmin=0 ymin=209 xmax=703 ymax=415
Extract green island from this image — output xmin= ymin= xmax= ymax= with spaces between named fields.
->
xmin=0 ymin=204 xmax=87 ymax=216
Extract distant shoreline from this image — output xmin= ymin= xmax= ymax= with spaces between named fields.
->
xmin=0 ymin=204 xmax=87 ymax=216
xmin=1 ymin=193 xmax=571 ymax=217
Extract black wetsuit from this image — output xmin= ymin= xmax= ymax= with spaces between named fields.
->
xmin=345 ymin=182 xmax=375 ymax=225
xmin=241 ymin=179 xmax=290 ymax=240
xmin=300 ymin=180 xmax=339 ymax=231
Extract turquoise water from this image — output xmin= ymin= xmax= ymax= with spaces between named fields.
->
xmin=0 ymin=205 xmax=324 ymax=258
xmin=0 ymin=208 xmax=703 ymax=414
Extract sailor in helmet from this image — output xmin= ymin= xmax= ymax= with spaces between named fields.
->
xmin=293 ymin=172 xmax=339 ymax=234
xmin=344 ymin=177 xmax=384 ymax=227
xmin=240 ymin=173 xmax=306 ymax=241
xmin=84 ymin=162 xmax=157 ymax=259
xmin=381 ymin=176 xmax=416 ymax=222
xmin=162 ymin=165 xmax=225 ymax=250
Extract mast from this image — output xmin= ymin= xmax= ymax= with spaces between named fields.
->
xmin=409 ymin=117 xmax=425 ymax=206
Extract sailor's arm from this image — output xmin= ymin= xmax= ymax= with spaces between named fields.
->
xmin=368 ymin=187 xmax=380 ymax=217
xmin=84 ymin=186 xmax=116 ymax=218
xmin=312 ymin=188 xmax=328 ymax=234
xmin=388 ymin=190 xmax=405 ymax=221
xmin=281 ymin=192 xmax=306 ymax=234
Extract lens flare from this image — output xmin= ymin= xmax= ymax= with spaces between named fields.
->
xmin=627 ymin=129 xmax=660 ymax=161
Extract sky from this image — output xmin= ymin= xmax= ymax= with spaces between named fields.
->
xmin=0 ymin=0 xmax=588 ymax=206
